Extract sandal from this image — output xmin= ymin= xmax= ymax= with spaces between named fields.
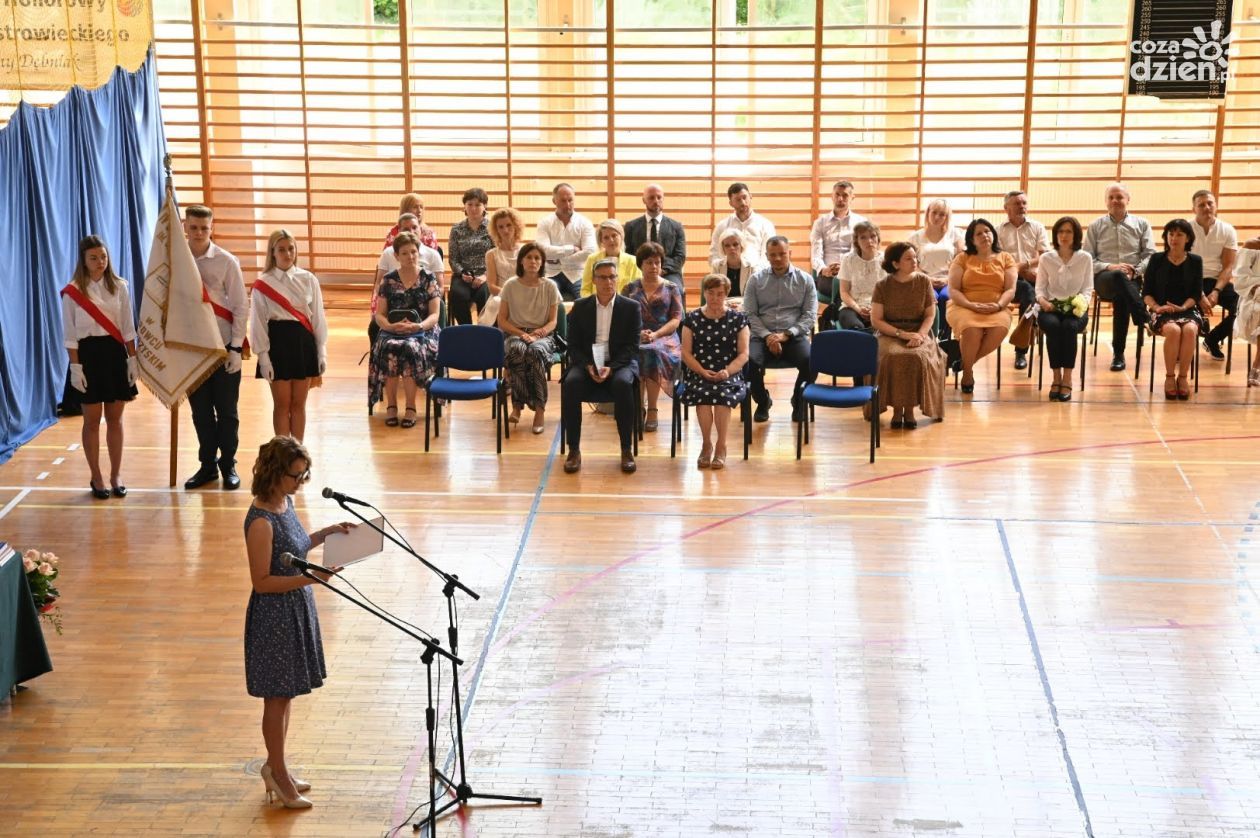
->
xmin=697 ymin=445 xmax=712 ymax=469
xmin=508 ymin=407 xmax=521 ymax=425
xmin=890 ymin=417 xmax=904 ymax=429
xmin=1176 ymin=376 xmax=1190 ymax=401
xmin=1249 ymin=368 xmax=1260 ymax=388
xmin=903 ymin=416 xmax=918 ymax=429
xmin=532 ymin=410 xmax=545 ymax=434
xmin=400 ymin=407 xmax=418 ymax=428
xmin=644 ymin=409 xmax=658 ymax=433
xmin=710 ymin=448 xmax=726 ymax=470
xmin=385 ymin=404 xmax=399 ymax=426
xmin=1164 ymin=375 xmax=1177 ymax=401
xmin=1058 ymin=385 xmax=1072 ymax=403
xmin=1049 ymin=383 xmax=1061 ymax=401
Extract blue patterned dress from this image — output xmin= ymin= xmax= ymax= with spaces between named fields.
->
xmin=369 ymin=270 xmax=442 ymax=408
xmin=243 ymin=500 xmax=326 ymax=698
xmin=623 ymin=279 xmax=683 ymax=386
xmin=680 ymin=308 xmax=750 ymax=407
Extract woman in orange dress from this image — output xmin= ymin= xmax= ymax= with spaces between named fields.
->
xmin=945 ymin=218 xmax=1017 ymax=393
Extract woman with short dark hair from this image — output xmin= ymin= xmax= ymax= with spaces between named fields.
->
xmin=623 ymin=242 xmax=682 ymax=431
xmin=448 ymin=187 xmax=494 ymax=324
xmin=1035 ymin=216 xmax=1093 ymax=401
xmin=946 ymin=218 xmax=1017 ymax=393
xmin=497 ymin=241 xmax=562 ymax=433
xmin=369 ymin=232 xmax=442 ymax=427
xmin=680 ymin=274 xmax=750 ymax=469
xmin=244 ymin=436 xmax=352 ymax=810
xmin=1143 ymin=218 xmax=1204 ymax=400
xmin=870 ymin=243 xmax=945 ymax=428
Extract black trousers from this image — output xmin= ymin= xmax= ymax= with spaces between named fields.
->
xmin=747 ymin=335 xmax=813 ymax=409
xmin=1095 ymin=269 xmax=1146 ymax=355
xmin=448 ymin=277 xmax=490 ymax=325
xmin=1204 ymin=276 xmax=1239 ymax=345
xmin=551 ymin=272 xmax=580 ymax=302
xmin=188 ymin=363 xmax=241 ymax=467
xmin=562 ymin=365 xmax=637 ymax=452
xmin=836 ymin=308 xmax=872 ymax=332
xmin=1037 ymin=310 xmax=1087 ymax=370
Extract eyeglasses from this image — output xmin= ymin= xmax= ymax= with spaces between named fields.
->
xmin=286 ymin=468 xmax=311 ymax=483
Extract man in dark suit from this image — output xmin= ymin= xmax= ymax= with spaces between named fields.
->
xmin=623 ymin=184 xmax=687 ymax=291
xmin=563 ymin=258 xmax=643 ymax=474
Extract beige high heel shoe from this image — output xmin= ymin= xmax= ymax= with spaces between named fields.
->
xmin=261 ymin=764 xmax=313 ymax=809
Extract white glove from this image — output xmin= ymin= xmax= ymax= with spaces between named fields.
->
xmin=318 ymin=357 xmax=327 ymax=376
xmin=258 ymin=352 xmax=274 ymax=382
xmin=126 ymin=356 xmax=138 ymax=386
xmin=69 ymin=363 xmax=87 ymax=393
xmin=224 ymin=351 xmax=242 ymax=375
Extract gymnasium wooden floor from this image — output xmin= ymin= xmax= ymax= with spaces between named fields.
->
xmin=3 ymin=295 xmax=1260 ymax=837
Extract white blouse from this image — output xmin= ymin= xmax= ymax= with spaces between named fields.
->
xmin=1035 ymin=250 xmax=1094 ymax=302
xmin=839 ymin=250 xmax=883 ymax=308
xmin=249 ymin=266 xmax=329 ymax=361
xmin=62 ymin=277 xmax=136 ymax=349
xmin=908 ymin=227 xmax=965 ymax=278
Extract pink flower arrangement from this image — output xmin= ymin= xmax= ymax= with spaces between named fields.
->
xmin=23 ymin=548 xmax=62 ymax=635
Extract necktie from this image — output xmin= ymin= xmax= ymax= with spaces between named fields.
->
xmin=649 ymin=217 xmax=658 ymax=243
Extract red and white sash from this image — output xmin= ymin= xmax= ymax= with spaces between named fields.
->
xmin=253 ymin=280 xmax=314 ymax=334
xmin=61 ymin=284 xmax=125 ymax=345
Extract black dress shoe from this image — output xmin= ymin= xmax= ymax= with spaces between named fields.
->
xmin=89 ymin=482 xmax=111 ymax=500
xmin=184 ymin=464 xmax=220 ymax=490
xmin=220 ymin=465 xmax=241 ymax=491
xmin=111 ymin=484 xmax=127 ymax=498
xmin=752 ymin=396 xmax=772 ymax=423
xmin=1109 ymin=355 xmax=1126 ymax=372
xmin=620 ymin=450 xmax=637 ymax=474
xmin=563 ymin=451 xmax=582 ymax=474
xmin=1014 ymin=351 xmax=1028 ymax=370
xmin=1204 ymin=338 xmax=1225 ymax=361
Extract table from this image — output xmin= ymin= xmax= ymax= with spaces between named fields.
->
xmin=0 ymin=542 xmax=53 ymax=696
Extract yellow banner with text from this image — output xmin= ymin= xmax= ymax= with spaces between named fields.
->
xmin=1 ymin=0 xmax=151 ymax=91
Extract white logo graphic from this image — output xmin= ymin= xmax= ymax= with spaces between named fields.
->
xmin=1130 ymin=19 xmax=1236 ymax=85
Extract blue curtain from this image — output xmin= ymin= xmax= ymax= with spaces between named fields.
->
xmin=0 ymin=50 xmax=167 ymax=464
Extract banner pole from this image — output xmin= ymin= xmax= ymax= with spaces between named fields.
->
xmin=164 ymin=154 xmax=178 ymax=488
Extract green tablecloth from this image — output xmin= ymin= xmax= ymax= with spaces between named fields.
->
xmin=0 ymin=543 xmax=53 ymax=695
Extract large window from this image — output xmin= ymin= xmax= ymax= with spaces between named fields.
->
xmin=3 ymin=0 xmax=1257 ymax=279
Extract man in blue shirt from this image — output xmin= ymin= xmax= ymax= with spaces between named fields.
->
xmin=743 ymin=236 xmax=818 ymax=423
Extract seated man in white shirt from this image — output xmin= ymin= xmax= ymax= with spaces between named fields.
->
xmin=809 ymin=179 xmax=866 ymax=305
xmin=375 ymin=213 xmax=444 ymax=293
xmin=1189 ymin=189 xmax=1239 ymax=360
xmin=997 ymin=190 xmax=1049 ymax=370
xmin=536 ymin=183 xmax=598 ymax=302
xmin=709 ymin=182 xmax=777 ymax=272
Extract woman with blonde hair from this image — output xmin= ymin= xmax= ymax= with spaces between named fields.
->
xmin=580 ymin=219 xmax=641 ymax=297
xmin=384 ymin=192 xmax=437 ymax=250
xmin=908 ymin=199 xmax=965 ymax=339
xmin=61 ymin=235 xmax=139 ymax=499
xmin=244 ymin=436 xmax=353 ymax=809
xmin=480 ymin=207 xmax=526 ymax=325
xmin=250 ymin=230 xmax=328 ymax=441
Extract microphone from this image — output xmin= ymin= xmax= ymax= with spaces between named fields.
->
xmin=281 ymin=552 xmax=336 ymax=575
xmin=322 ymin=486 xmax=371 ymax=506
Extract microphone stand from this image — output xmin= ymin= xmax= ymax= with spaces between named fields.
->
xmin=324 ymin=496 xmax=542 ymax=832
xmin=298 ymin=567 xmax=460 ymax=838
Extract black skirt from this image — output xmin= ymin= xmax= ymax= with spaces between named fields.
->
xmin=258 ymin=320 xmax=320 ymax=381
xmin=77 ymin=336 xmax=137 ymax=404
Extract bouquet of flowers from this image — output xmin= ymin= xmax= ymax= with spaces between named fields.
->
xmin=1052 ymin=294 xmax=1089 ymax=318
xmin=22 ymin=549 xmax=62 ymax=635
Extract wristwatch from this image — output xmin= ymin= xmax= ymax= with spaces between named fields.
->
xmin=227 ymin=345 xmax=242 ymax=353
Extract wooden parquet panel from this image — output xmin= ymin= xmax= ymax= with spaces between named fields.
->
xmin=2 ymin=294 xmax=1260 ymax=836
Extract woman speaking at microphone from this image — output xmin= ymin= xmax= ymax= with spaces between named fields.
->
xmin=244 ymin=436 xmax=353 ymax=809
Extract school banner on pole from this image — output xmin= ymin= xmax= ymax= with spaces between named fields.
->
xmin=137 ymin=181 xmax=226 ymax=409
xmin=0 ymin=0 xmax=152 ymax=91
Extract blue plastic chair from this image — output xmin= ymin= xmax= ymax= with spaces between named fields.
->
xmin=670 ymin=374 xmax=751 ymax=460
xmin=796 ymin=330 xmax=880 ymax=462
xmin=425 ymin=325 xmax=508 ymax=454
